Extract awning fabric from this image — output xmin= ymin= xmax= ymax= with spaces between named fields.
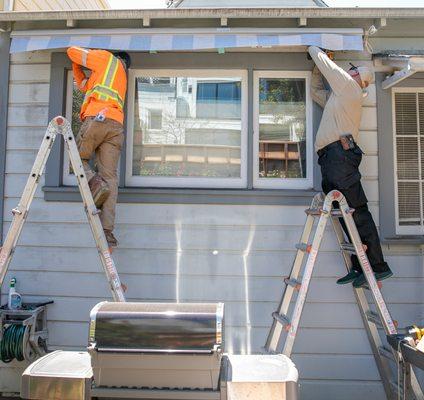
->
xmin=10 ymin=29 xmax=364 ymax=53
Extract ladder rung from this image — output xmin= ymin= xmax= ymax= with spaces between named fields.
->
xmin=305 ymin=208 xmax=354 ymax=217
xmin=365 ymin=311 xmax=382 ymax=327
xmin=296 ymin=242 xmax=311 ymax=253
xmin=272 ymin=312 xmax=290 ymax=327
xmin=305 ymin=208 xmax=323 ymax=216
xmin=284 ymin=277 xmax=301 ymax=291
xmin=379 ymin=346 xmax=395 ymax=362
xmin=340 ymin=243 xmax=356 ymax=253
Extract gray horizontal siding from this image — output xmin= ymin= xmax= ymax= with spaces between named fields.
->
xmin=2 ymin=50 xmax=423 ymax=400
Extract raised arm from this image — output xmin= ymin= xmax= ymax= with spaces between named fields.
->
xmin=67 ymin=46 xmax=109 ymax=72
xmin=71 ymin=63 xmax=88 ymax=92
xmin=311 ymin=66 xmax=329 ymax=108
xmin=308 ymin=46 xmax=351 ymax=96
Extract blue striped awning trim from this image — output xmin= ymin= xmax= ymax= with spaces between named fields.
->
xmin=10 ymin=32 xmax=363 ymax=53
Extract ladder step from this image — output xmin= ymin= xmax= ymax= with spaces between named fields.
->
xmin=305 ymin=208 xmax=354 ymax=217
xmin=272 ymin=312 xmax=290 ymax=327
xmin=295 ymin=242 xmax=311 ymax=253
xmin=379 ymin=346 xmax=395 ymax=362
xmin=340 ymin=243 xmax=356 ymax=253
xmin=365 ymin=311 xmax=382 ymax=328
xmin=284 ymin=277 xmax=301 ymax=291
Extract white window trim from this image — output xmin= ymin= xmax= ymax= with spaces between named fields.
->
xmin=392 ymin=87 xmax=424 ymax=235
xmin=63 ymin=70 xmax=77 ymax=186
xmin=126 ymin=69 xmax=248 ymax=189
xmin=253 ymin=70 xmax=313 ymax=190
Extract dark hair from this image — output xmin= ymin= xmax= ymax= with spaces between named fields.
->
xmin=113 ymin=51 xmax=131 ymax=69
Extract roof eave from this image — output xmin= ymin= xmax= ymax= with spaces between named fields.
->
xmin=1 ymin=7 xmax=424 ymax=22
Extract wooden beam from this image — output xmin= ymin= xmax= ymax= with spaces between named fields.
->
xmin=298 ymin=17 xmax=307 ymax=27
xmin=66 ymin=19 xmax=77 ymax=28
xmin=143 ymin=16 xmax=150 ymax=27
xmin=375 ymin=18 xmax=387 ymax=28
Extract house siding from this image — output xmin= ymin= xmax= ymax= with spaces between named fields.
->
xmin=1 ymin=49 xmax=424 ymax=400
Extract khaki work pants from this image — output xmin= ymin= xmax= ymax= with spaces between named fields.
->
xmin=77 ymin=117 xmax=124 ymax=231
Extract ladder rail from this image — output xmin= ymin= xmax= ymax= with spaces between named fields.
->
xmin=281 ymin=197 xmax=331 ymax=357
xmin=0 ymin=122 xmax=58 ymax=287
xmin=336 ymin=193 xmax=397 ymax=336
xmin=265 ymin=213 xmax=315 ymax=352
xmin=60 ymin=118 xmax=126 ymax=302
xmin=331 ymin=216 xmax=397 ymax=400
xmin=0 ymin=117 xmax=126 ymax=302
xmin=265 ymin=193 xmax=324 ymax=353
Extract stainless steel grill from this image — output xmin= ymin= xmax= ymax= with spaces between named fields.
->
xmin=89 ymin=302 xmax=224 ymax=390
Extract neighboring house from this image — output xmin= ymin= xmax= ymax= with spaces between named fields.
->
xmin=1 ymin=0 xmax=109 ymax=11
xmin=0 ymin=4 xmax=423 ymax=400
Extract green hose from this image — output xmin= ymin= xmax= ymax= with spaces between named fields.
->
xmin=0 ymin=324 xmax=26 ymax=363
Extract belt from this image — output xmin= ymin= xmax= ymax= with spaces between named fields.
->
xmin=317 ymin=140 xmax=342 ymax=158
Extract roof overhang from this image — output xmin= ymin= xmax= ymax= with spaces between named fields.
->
xmin=0 ymin=7 xmax=424 ymax=23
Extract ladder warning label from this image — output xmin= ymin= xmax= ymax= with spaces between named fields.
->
xmin=102 ymin=250 xmax=116 ymax=275
xmin=0 ymin=251 xmax=7 ymax=268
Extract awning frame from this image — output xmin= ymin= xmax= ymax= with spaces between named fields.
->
xmin=10 ymin=27 xmax=364 ymax=54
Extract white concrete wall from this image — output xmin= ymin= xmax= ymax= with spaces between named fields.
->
xmin=2 ymin=50 xmax=424 ymax=400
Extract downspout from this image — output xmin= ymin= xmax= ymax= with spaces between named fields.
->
xmin=0 ymin=31 xmax=11 ymax=244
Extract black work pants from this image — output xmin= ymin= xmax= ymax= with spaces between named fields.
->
xmin=318 ymin=142 xmax=389 ymax=274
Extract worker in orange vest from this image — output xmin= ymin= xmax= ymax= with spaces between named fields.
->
xmin=67 ymin=47 xmax=130 ymax=248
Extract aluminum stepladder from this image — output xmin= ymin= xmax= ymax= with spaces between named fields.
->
xmin=265 ymin=190 xmax=424 ymax=400
xmin=0 ymin=116 xmax=126 ymax=302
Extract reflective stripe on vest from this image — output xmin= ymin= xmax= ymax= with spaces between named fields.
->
xmin=84 ymin=85 xmax=124 ymax=108
xmin=82 ymin=54 xmax=124 ymax=109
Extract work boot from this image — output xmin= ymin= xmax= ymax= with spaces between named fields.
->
xmin=88 ymin=175 xmax=110 ymax=209
xmin=352 ymin=268 xmax=393 ymax=288
xmin=336 ymin=270 xmax=362 ymax=285
xmin=104 ymin=229 xmax=118 ymax=248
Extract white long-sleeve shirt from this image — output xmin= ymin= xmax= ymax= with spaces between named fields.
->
xmin=308 ymin=46 xmax=363 ymax=152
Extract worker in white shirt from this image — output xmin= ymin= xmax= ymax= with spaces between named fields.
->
xmin=309 ymin=46 xmax=393 ymax=288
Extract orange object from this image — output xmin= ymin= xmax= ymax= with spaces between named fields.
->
xmin=67 ymin=46 xmax=127 ymax=124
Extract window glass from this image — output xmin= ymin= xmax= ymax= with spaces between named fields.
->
xmin=130 ymin=74 xmax=245 ymax=185
xmin=256 ymin=76 xmax=310 ymax=188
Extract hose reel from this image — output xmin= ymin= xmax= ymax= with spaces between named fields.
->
xmin=0 ymin=303 xmax=51 ymax=363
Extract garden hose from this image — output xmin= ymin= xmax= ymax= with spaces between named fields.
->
xmin=0 ymin=324 xmax=28 ymax=363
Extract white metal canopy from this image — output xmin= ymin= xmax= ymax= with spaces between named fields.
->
xmin=9 ymin=27 xmax=364 ymax=53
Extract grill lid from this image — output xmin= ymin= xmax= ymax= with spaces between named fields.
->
xmin=89 ymin=302 xmax=224 ymax=353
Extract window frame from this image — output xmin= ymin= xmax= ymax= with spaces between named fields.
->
xmin=391 ymin=87 xmax=424 ymax=235
xmin=125 ymin=68 xmax=249 ymax=189
xmin=253 ymin=70 xmax=313 ymax=190
xmin=63 ymin=70 xmax=77 ymax=186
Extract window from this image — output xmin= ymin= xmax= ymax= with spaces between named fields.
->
xmin=392 ymin=88 xmax=424 ymax=234
xmin=196 ymin=81 xmax=241 ymax=119
xmin=148 ymin=109 xmax=163 ymax=130
xmin=253 ymin=71 xmax=313 ymax=189
xmin=126 ymin=69 xmax=248 ymax=188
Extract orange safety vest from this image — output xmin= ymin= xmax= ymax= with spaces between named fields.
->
xmin=67 ymin=46 xmax=127 ymax=124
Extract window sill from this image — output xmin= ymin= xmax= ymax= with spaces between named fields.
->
xmin=382 ymin=236 xmax=424 ymax=245
xmin=43 ymin=186 xmax=318 ymax=206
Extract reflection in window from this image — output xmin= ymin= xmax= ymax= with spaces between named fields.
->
xmin=132 ymin=76 xmax=243 ymax=179
xmin=258 ymin=78 xmax=307 ymax=179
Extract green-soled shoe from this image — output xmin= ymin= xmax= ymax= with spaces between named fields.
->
xmin=353 ymin=269 xmax=394 ymax=288
xmin=336 ymin=270 xmax=362 ymax=285
xmin=375 ymin=269 xmax=393 ymax=282
xmin=352 ymin=273 xmax=366 ymax=288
